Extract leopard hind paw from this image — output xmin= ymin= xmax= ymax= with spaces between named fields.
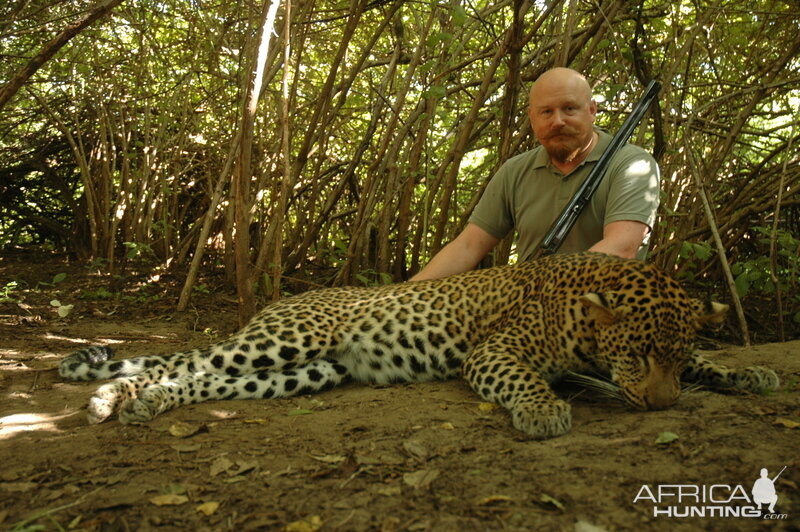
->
xmin=118 ymin=389 xmax=163 ymax=425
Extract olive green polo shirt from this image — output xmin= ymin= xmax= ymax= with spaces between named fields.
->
xmin=469 ymin=129 xmax=660 ymax=260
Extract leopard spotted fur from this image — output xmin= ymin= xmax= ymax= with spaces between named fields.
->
xmin=59 ymin=252 xmax=779 ymax=439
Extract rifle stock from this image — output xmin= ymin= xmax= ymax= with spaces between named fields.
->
xmin=530 ymin=80 xmax=662 ymax=260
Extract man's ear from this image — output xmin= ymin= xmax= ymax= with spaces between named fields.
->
xmin=579 ymin=292 xmax=630 ymax=326
xmin=690 ymin=299 xmax=729 ymax=328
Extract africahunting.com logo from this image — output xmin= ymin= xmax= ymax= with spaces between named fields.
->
xmin=633 ymin=467 xmax=788 ymax=519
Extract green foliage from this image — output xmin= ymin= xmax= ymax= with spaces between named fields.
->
xmin=49 ymin=299 xmax=73 ymax=318
xmin=35 ymin=273 xmax=67 ymax=290
xmin=355 ymin=269 xmax=393 ymax=287
xmin=0 ymin=0 xmax=798 ymax=339
xmin=123 ymin=242 xmax=155 ymax=261
xmin=1 ymin=281 xmax=20 ymax=303
xmin=730 ymin=227 xmax=800 ymax=324
xmin=731 ymin=228 xmax=800 ymax=299
xmin=192 ymin=283 xmax=210 ymax=295
xmin=78 ymin=287 xmax=115 ymax=300
xmin=676 ymin=241 xmax=714 ymax=283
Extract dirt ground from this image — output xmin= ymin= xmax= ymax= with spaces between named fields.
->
xmin=1 ymin=253 xmax=798 ymax=531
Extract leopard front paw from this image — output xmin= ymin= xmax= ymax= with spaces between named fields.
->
xmin=729 ymin=366 xmax=780 ymax=394
xmin=510 ymin=399 xmax=572 ymax=439
xmin=118 ymin=387 xmax=164 ymax=425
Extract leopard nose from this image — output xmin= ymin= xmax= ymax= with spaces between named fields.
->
xmin=644 ymin=385 xmax=680 ymax=410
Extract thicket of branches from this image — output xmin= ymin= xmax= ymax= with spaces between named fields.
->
xmin=1 ymin=0 xmax=798 ymax=336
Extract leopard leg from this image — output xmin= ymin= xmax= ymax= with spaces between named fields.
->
xmin=682 ymin=353 xmax=779 ymax=394
xmin=462 ymin=331 xmax=571 ymax=439
xmin=85 ymin=364 xmax=180 ymax=424
xmin=117 ymin=357 xmax=352 ymax=424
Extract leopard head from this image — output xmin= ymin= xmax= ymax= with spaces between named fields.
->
xmin=579 ymin=281 xmax=728 ymax=411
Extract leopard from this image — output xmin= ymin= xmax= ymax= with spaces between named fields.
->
xmin=59 ymin=252 xmax=779 ymax=439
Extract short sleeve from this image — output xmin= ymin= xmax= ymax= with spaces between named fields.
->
xmin=468 ymin=164 xmax=516 ymax=239
xmin=603 ymin=148 xmax=660 ymax=229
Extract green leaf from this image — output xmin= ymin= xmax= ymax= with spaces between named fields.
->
xmin=425 ymin=85 xmax=446 ymax=99
xmin=52 ymin=272 xmax=67 ymax=284
xmin=734 ymin=273 xmax=750 ymax=298
xmin=691 ymin=243 xmax=713 ymax=260
xmin=655 ymin=431 xmax=679 ymax=445
xmin=451 ymin=5 xmax=467 ymax=26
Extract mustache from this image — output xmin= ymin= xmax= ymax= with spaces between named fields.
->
xmin=545 ymin=128 xmax=579 ymax=139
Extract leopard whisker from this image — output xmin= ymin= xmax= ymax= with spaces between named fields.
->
xmin=563 ymin=371 xmax=625 ymax=402
xmin=680 ymin=381 xmax=703 ymax=393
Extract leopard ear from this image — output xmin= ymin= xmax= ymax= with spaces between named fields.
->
xmin=690 ymin=299 xmax=729 ymax=328
xmin=579 ymin=292 xmax=630 ymax=326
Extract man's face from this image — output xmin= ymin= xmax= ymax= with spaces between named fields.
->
xmin=529 ymin=79 xmax=597 ymax=164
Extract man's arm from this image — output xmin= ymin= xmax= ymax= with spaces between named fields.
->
xmin=410 ymin=223 xmax=500 ymax=281
xmin=588 ymin=220 xmax=650 ymax=259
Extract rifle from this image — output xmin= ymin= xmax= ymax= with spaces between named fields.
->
xmin=771 ymin=465 xmax=787 ymax=483
xmin=530 ymin=80 xmax=662 ymax=259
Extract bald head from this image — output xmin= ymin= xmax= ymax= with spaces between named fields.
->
xmin=529 ymin=68 xmax=593 ymax=106
xmin=528 ymin=68 xmax=597 ymax=165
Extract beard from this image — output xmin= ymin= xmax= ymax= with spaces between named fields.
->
xmin=542 ymin=128 xmax=590 ymax=163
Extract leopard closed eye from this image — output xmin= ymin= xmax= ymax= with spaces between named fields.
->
xmin=59 ymin=252 xmax=780 ymax=439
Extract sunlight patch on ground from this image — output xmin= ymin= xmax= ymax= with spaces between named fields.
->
xmin=41 ymin=333 xmax=127 ymax=345
xmin=0 ymin=411 xmax=79 ymax=440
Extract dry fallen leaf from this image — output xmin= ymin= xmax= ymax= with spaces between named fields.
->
xmin=773 ymin=418 xmax=800 ymax=429
xmin=538 ymin=493 xmax=565 ymax=511
xmin=476 ymin=494 xmax=513 ymax=505
xmin=753 ymin=406 xmax=776 ymax=416
xmin=402 ymin=440 xmax=428 ymax=461
xmin=242 ymin=418 xmax=268 ymax=424
xmin=574 ymin=519 xmax=610 ymax=532
xmin=478 ymin=402 xmax=499 ymax=412
xmin=149 ymin=494 xmax=189 ymax=506
xmin=170 ymin=442 xmax=202 ymax=453
xmin=196 ymin=501 xmax=220 ymax=516
xmin=309 ymin=454 xmax=346 ymax=464
xmin=233 ymin=459 xmax=258 ymax=475
xmin=374 ymin=485 xmax=402 ymax=497
xmin=168 ymin=421 xmax=204 ymax=438
xmin=210 ymin=456 xmax=235 ymax=477
xmin=284 ymin=515 xmax=323 ymax=532
xmin=403 ymin=468 xmax=440 ymax=489
xmin=439 ymin=422 xmax=455 ymax=430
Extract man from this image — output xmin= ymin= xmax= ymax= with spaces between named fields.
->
xmin=752 ymin=468 xmax=779 ymax=514
xmin=411 ymin=67 xmax=660 ymax=281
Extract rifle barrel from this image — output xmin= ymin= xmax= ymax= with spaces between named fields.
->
xmin=771 ymin=465 xmax=787 ymax=483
